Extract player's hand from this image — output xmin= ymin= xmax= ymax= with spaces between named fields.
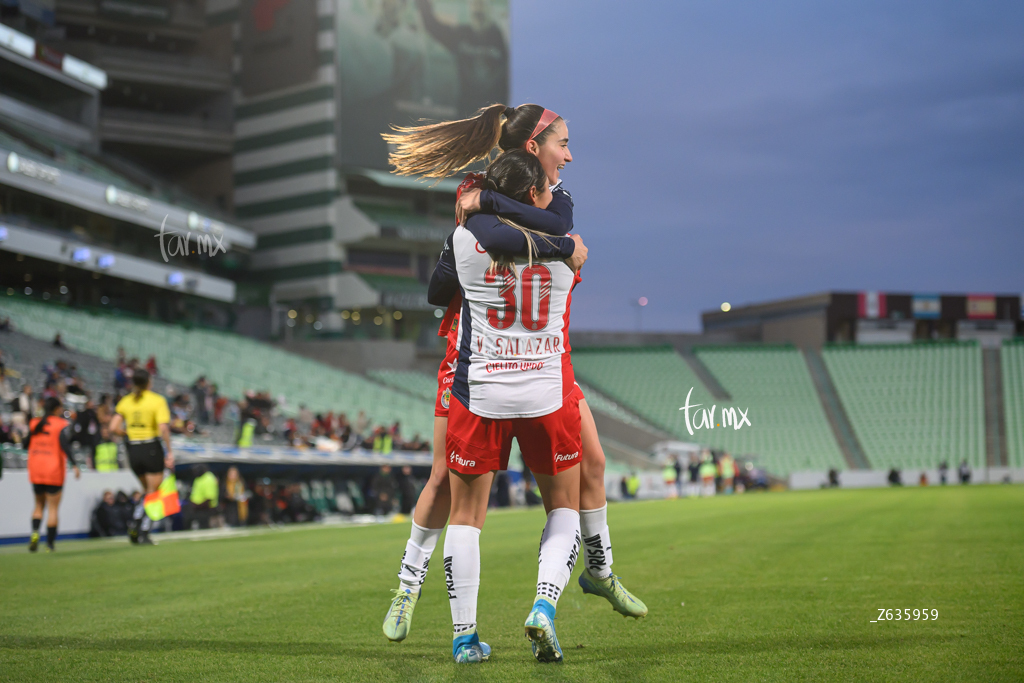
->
xmin=73 ymin=466 xmax=81 ymax=480
xmin=456 ymin=188 xmax=482 ymax=225
xmin=566 ymin=234 xmax=588 ymax=272
xmin=165 ymin=452 xmax=175 ymax=470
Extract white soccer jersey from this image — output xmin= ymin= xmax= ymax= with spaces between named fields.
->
xmin=450 ymin=225 xmax=577 ymax=419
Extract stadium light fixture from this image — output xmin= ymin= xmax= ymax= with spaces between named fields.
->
xmin=393 ymin=311 xmax=403 ymax=320
xmin=24 ymin=287 xmax=32 ymax=295
xmin=638 ymin=297 xmax=648 ymax=306
xmin=721 ymin=302 xmax=732 ymax=312
xmin=374 ymin=316 xmax=384 ymax=325
xmin=287 ymin=309 xmax=297 ymax=319
xmin=434 ymin=308 xmax=444 ymax=318
xmin=341 ymin=310 xmax=351 ymax=320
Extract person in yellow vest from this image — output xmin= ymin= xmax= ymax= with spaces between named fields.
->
xmin=108 ymin=369 xmax=172 ymax=545
xmin=373 ymin=428 xmax=393 ymax=455
xmin=718 ymin=453 xmax=737 ymax=495
xmin=187 ymin=465 xmax=219 ymax=529
xmin=662 ymin=462 xmax=678 ymax=499
xmin=699 ymin=456 xmax=717 ymax=497
xmin=93 ymin=441 xmax=119 ymax=472
xmin=26 ymin=397 xmax=80 ymax=552
xmin=626 ymin=472 xmax=641 ymax=499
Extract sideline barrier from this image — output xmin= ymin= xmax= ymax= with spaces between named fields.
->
xmin=790 ymin=468 xmax=1024 ymax=490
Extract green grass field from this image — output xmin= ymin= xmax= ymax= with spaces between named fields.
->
xmin=2 ymin=486 xmax=1022 ymax=682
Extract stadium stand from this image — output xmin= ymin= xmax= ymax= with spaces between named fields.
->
xmin=1002 ymin=340 xmax=1024 ymax=468
xmin=0 ymin=297 xmax=434 ymax=438
xmin=571 ymin=346 xmax=846 ymax=475
xmin=823 ymin=343 xmax=986 ymax=470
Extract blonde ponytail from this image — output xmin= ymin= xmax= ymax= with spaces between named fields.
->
xmin=383 ymin=104 xmax=509 ymax=178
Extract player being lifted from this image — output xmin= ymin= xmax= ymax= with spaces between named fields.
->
xmin=381 ymin=104 xmax=646 ymax=644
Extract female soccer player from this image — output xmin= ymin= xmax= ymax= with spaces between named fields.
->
xmin=26 ymin=397 xmax=80 ymax=552
xmin=382 ymin=104 xmax=645 ymax=643
xmin=108 ymin=369 xmax=172 ymax=545
xmin=435 ymin=150 xmax=585 ymax=663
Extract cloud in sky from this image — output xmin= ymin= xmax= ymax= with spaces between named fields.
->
xmin=511 ymin=0 xmax=1024 ymax=330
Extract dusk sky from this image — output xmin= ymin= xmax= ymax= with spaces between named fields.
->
xmin=509 ymin=0 xmax=1024 ymax=331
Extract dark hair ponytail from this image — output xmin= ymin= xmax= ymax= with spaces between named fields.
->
xmin=383 ymin=103 xmax=563 ymax=178
xmin=132 ymin=369 xmax=150 ymax=402
xmin=33 ymin=397 xmax=62 ymax=435
xmin=484 ymin=149 xmax=547 ymax=203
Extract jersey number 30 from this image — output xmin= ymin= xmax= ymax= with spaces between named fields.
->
xmin=485 ymin=264 xmax=552 ymax=331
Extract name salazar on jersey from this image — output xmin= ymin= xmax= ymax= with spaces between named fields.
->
xmin=477 ymin=333 xmax=564 ymax=357
xmin=678 ymin=387 xmax=752 ymax=437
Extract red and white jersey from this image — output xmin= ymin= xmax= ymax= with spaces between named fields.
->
xmin=450 ymin=225 xmax=577 ymax=419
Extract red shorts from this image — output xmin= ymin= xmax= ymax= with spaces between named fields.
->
xmin=434 ymin=336 xmax=459 ymax=417
xmin=445 ymin=390 xmax=582 ymax=476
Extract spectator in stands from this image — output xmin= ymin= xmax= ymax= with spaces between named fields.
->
xmin=938 ymin=461 xmax=949 ymax=485
xmin=223 ymin=466 xmax=248 ymax=527
xmin=52 ymin=332 xmax=65 ymax=349
xmin=116 ymin=347 xmax=126 ymax=366
xmin=10 ymin=384 xmax=34 ymax=434
xmin=211 ymin=385 xmax=227 ymax=425
xmin=958 ymin=460 xmax=971 ymax=484
xmin=297 ymin=404 xmax=313 ymax=433
xmin=354 ymin=410 xmax=369 ymax=437
xmin=145 ymin=356 xmax=158 ymax=377
xmin=0 ymin=348 xmax=6 ymax=378
xmin=372 ymin=427 xmax=393 ymax=454
xmin=370 ymin=465 xmax=397 ymax=515
xmin=191 ymin=377 xmax=210 ymax=425
xmin=113 ymin=360 xmax=130 ymax=395
xmin=0 ymin=316 xmax=11 ymax=332
xmin=71 ymin=397 xmax=101 ymax=468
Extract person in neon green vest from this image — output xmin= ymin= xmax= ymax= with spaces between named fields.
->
xmin=699 ymin=456 xmax=717 ymax=497
xmin=188 ymin=465 xmax=219 ymax=529
xmin=94 ymin=442 xmax=119 ymax=472
xmin=662 ymin=463 xmax=678 ymax=499
xmin=718 ymin=453 xmax=737 ymax=495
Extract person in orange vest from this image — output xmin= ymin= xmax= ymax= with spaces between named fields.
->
xmin=26 ymin=396 xmax=81 ymax=552
xmin=108 ymin=369 xmax=172 ymax=545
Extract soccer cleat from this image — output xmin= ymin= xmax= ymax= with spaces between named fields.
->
xmin=524 ymin=599 xmax=563 ymax=663
xmin=452 ymin=632 xmax=491 ymax=663
xmin=579 ymin=572 xmax=648 ymax=618
xmin=383 ymin=587 xmax=420 ymax=642
xmin=29 ymin=532 xmax=39 ymax=553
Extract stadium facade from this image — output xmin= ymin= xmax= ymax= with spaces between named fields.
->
xmin=0 ymin=8 xmax=254 ymax=327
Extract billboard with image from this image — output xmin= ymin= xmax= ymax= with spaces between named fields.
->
xmin=335 ymin=0 xmax=510 ymax=170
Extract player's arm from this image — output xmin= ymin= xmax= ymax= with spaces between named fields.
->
xmin=59 ymin=423 xmax=81 ymax=478
xmin=474 ymin=187 xmax=574 ymax=235
xmin=415 ymin=0 xmax=459 ymax=51
xmin=465 ymin=214 xmax=578 ymax=261
xmin=156 ymin=397 xmax=173 ymax=468
xmin=108 ymin=413 xmax=125 ymax=437
xmin=428 ymin=234 xmax=460 ymax=306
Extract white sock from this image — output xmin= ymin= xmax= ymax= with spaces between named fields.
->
xmin=443 ymin=525 xmax=481 ymax=633
xmin=398 ymin=522 xmax=442 ymax=590
xmin=580 ymin=505 xmax=614 ymax=579
xmin=535 ymin=508 xmax=581 ymax=607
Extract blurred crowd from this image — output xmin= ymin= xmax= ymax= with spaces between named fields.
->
xmin=0 ymin=339 xmax=430 ymax=461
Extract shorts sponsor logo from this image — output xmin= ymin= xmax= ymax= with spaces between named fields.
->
xmin=554 ymin=451 xmax=579 ymax=462
xmin=449 ymin=451 xmax=476 ymax=468
xmin=441 ymin=388 xmax=451 ymax=409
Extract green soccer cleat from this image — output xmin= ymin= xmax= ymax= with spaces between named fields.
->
xmin=383 ymin=587 xmax=420 ymax=642
xmin=524 ymin=599 xmax=563 ymax=663
xmin=28 ymin=532 xmax=39 ymax=553
xmin=452 ymin=632 xmax=491 ymax=663
xmin=579 ymin=572 xmax=648 ymax=618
